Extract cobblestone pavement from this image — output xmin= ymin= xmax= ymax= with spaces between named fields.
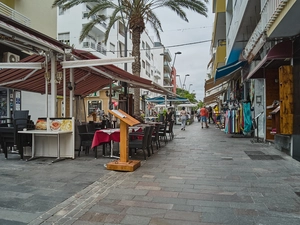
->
xmin=1 ymin=121 xmax=300 ymax=225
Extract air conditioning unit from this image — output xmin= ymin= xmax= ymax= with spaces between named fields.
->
xmin=3 ymin=52 xmax=20 ymax=63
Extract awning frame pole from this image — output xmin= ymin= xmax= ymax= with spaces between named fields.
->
xmin=63 ymin=54 xmax=66 ymax=118
xmin=69 ymin=68 xmax=74 ymax=117
xmin=50 ymin=54 xmax=57 ymax=118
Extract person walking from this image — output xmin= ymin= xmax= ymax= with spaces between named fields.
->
xmin=208 ymin=106 xmax=215 ymax=124
xmin=180 ymin=106 xmax=187 ymax=131
xmin=200 ymin=106 xmax=209 ymax=128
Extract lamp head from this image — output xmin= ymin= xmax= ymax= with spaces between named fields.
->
xmin=175 ymin=51 xmax=182 ymax=55
xmin=67 ymin=82 xmax=73 ymax=90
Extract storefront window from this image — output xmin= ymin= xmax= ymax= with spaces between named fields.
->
xmin=87 ymin=100 xmax=102 ymax=115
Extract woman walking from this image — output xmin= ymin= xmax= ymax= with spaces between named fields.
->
xmin=180 ymin=106 xmax=187 ymax=130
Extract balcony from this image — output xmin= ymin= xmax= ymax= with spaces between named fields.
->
xmin=211 ymin=0 xmax=226 ymax=48
xmin=82 ymin=11 xmax=107 ymax=32
xmin=154 ymin=69 xmax=161 ymax=79
xmin=0 ymin=2 xmax=31 ymax=27
xmin=163 ymin=73 xmax=171 ymax=83
xmin=162 ymin=49 xmax=172 ymax=62
xmin=96 ymin=43 xmax=107 ymax=56
xmin=212 ymin=40 xmax=226 ymax=73
xmin=242 ymin=0 xmax=290 ymax=61
xmin=163 ymin=61 xmax=171 ymax=73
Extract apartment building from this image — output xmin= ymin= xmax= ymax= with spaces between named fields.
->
xmin=207 ymin=0 xmax=300 ymax=160
xmin=56 ymin=1 xmax=173 ymax=114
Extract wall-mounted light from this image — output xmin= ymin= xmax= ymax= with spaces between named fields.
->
xmin=67 ymin=81 xmax=76 ymax=90
xmin=55 ymin=71 xmax=63 ymax=83
xmin=44 ymin=71 xmax=50 ymax=82
xmin=105 ymin=90 xmax=115 ymax=97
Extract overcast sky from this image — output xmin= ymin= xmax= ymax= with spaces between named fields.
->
xmin=148 ymin=2 xmax=214 ymax=101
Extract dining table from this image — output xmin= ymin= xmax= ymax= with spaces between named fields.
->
xmin=91 ymin=128 xmax=120 ymax=158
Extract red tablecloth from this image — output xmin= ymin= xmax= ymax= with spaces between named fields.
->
xmin=91 ymin=129 xmax=120 ymax=149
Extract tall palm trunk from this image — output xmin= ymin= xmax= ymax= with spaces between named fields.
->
xmin=132 ymin=27 xmax=141 ymax=116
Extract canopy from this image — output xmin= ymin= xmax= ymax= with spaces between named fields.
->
xmin=146 ymin=96 xmax=188 ymax=104
xmin=246 ymin=40 xmax=293 ymax=80
xmin=0 ymin=14 xmax=174 ymax=97
xmin=214 ymin=61 xmax=246 ymax=81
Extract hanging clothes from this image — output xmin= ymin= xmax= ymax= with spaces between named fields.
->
xmin=243 ymin=102 xmax=252 ymax=134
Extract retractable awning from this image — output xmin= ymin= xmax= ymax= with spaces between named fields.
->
xmin=214 ymin=61 xmax=246 ymax=81
xmin=203 ymin=89 xmax=226 ymax=105
xmin=146 ymin=96 xmax=188 ymax=103
xmin=246 ymin=40 xmax=292 ymax=80
xmin=0 ymin=14 xmax=174 ymax=97
xmin=0 ymin=52 xmax=175 ymax=97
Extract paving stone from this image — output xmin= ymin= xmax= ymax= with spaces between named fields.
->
xmin=2 ymin=123 xmax=300 ymax=224
xmin=121 ymin=215 xmax=151 ymax=225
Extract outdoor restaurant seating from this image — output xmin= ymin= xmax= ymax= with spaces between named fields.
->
xmin=0 ymin=110 xmax=34 ymax=159
xmin=152 ymin=123 xmax=161 ymax=150
xmin=146 ymin=125 xmax=155 ymax=156
xmin=77 ymin=124 xmax=94 ymax=157
xmin=158 ymin=122 xmax=168 ymax=145
xmin=165 ymin=120 xmax=174 ymax=140
xmin=129 ymin=126 xmax=151 ymax=160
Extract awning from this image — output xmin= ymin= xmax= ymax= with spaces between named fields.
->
xmin=246 ymin=40 xmax=293 ymax=80
xmin=0 ymin=14 xmax=67 ymax=54
xmin=146 ymin=96 xmax=188 ymax=103
xmin=0 ymin=54 xmax=112 ymax=97
xmin=203 ymin=89 xmax=226 ymax=105
xmin=215 ymin=61 xmax=246 ymax=81
xmin=0 ymin=51 xmax=174 ymax=97
xmin=227 ymin=49 xmax=242 ymax=65
xmin=72 ymin=50 xmax=175 ymax=96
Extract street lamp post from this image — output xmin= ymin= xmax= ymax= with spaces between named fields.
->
xmin=176 ymin=75 xmax=183 ymax=89
xmin=188 ymin=84 xmax=193 ymax=92
xmin=183 ymin=74 xmax=190 ymax=90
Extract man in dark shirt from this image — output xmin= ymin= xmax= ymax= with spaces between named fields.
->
xmin=208 ymin=106 xmax=215 ymax=124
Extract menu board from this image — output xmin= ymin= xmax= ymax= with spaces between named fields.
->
xmin=49 ymin=118 xmax=72 ymax=131
xmin=35 ymin=118 xmax=73 ymax=131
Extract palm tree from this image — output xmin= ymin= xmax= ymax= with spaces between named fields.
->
xmin=52 ymin=0 xmax=209 ymax=116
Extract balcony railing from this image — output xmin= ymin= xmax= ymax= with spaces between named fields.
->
xmin=261 ymin=0 xmax=289 ymax=31
xmin=96 ymin=43 xmax=107 ymax=55
xmin=242 ymin=0 xmax=288 ymax=61
xmin=0 ymin=2 xmax=31 ymax=27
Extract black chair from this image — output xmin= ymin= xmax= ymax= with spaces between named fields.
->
xmin=87 ymin=122 xmax=96 ymax=132
xmin=129 ymin=126 xmax=151 ymax=160
xmin=158 ymin=122 xmax=168 ymax=145
xmin=77 ymin=124 xmax=94 ymax=157
xmin=77 ymin=124 xmax=110 ymax=158
xmin=0 ymin=110 xmax=30 ymax=159
xmin=152 ymin=123 xmax=161 ymax=150
xmin=147 ymin=125 xmax=155 ymax=156
xmin=165 ymin=120 xmax=174 ymax=140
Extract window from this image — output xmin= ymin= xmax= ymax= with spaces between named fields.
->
xmin=110 ymin=43 xmax=115 ymax=54
xmin=87 ymin=100 xmax=102 ymax=115
xmin=146 ymin=43 xmax=150 ymax=59
xmin=142 ymin=41 xmax=145 ymax=49
xmin=58 ymin=32 xmax=70 ymax=45
xmin=146 ymin=61 xmax=150 ymax=77
xmin=151 ymin=53 xmax=153 ymax=60
xmin=118 ymin=41 xmax=125 ymax=57
xmin=142 ymin=60 xmax=145 ymax=69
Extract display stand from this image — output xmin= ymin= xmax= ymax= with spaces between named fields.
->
xmin=106 ymin=109 xmax=141 ymax=172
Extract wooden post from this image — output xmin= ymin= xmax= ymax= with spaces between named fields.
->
xmin=106 ymin=109 xmax=141 ymax=171
xmin=279 ymin=65 xmax=293 ymax=135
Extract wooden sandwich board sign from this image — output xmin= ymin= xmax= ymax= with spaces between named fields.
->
xmin=107 ymin=109 xmax=141 ymax=171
